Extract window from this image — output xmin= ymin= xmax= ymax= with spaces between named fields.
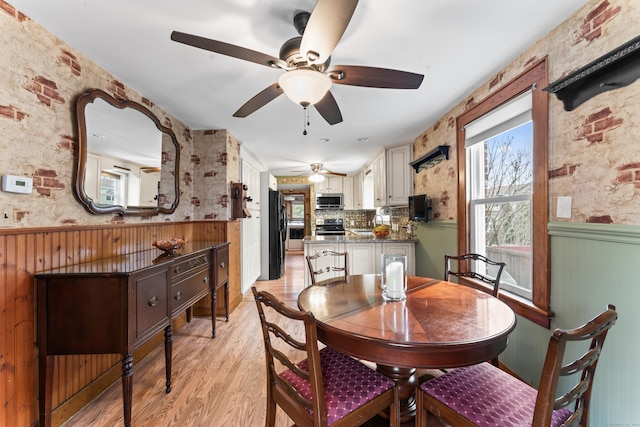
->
xmin=99 ymin=171 xmax=126 ymax=206
xmin=466 ymin=91 xmax=533 ymax=300
xmin=291 ymin=202 xmax=305 ymax=220
xmin=457 ymin=59 xmax=551 ymax=327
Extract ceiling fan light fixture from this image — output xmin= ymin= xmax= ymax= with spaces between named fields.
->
xmin=278 ymin=69 xmax=332 ymax=106
xmin=308 ymin=172 xmax=326 ymax=183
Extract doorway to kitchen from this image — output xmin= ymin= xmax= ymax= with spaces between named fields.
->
xmin=280 ymin=186 xmax=311 ymax=251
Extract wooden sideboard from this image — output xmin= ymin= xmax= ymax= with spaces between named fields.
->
xmin=35 ymin=241 xmax=229 ymax=427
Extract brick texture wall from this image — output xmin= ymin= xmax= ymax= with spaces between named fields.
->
xmin=412 ymin=0 xmax=640 ymax=224
xmin=0 ymin=0 xmax=239 ymax=227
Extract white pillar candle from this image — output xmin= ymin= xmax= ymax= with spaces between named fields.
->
xmin=386 ymin=261 xmax=404 ymax=294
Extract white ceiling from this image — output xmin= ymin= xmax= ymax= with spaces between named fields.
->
xmin=10 ymin=0 xmax=589 ymax=176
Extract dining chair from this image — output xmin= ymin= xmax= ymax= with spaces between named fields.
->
xmin=252 ymin=287 xmax=400 ymax=427
xmin=444 ymin=253 xmax=506 ymax=297
xmin=415 ymin=304 xmax=618 ymax=427
xmin=306 ymin=250 xmax=349 ymax=285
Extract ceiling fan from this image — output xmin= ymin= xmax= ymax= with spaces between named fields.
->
xmin=170 ymin=0 xmax=424 ymax=127
xmin=308 ymin=162 xmax=345 ymax=182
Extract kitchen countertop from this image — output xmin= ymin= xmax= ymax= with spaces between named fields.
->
xmin=303 ymin=235 xmax=417 ymax=243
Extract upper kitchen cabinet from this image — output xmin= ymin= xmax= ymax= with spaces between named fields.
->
xmin=366 ymin=144 xmax=412 ymax=208
xmin=353 ymin=171 xmax=364 ymax=210
xmin=342 ymin=176 xmax=355 ymax=210
xmin=386 ymin=144 xmax=413 ymax=206
xmin=314 ymin=176 xmax=343 ymax=194
xmin=372 ymin=151 xmax=387 ymax=207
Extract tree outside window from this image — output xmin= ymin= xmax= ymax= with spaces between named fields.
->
xmin=291 ymin=202 xmax=304 ymax=220
xmin=469 ymin=123 xmax=533 ymax=299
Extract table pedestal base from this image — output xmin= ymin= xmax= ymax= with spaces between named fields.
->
xmin=377 ymin=365 xmax=417 ymax=423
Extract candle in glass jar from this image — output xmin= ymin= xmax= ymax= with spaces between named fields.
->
xmin=386 ymin=261 xmax=404 ymax=294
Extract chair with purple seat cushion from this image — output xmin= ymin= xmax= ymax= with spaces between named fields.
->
xmin=415 ymin=304 xmax=618 ymax=427
xmin=252 ymin=286 xmax=399 ymax=427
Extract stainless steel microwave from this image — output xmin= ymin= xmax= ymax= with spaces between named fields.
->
xmin=315 ymin=193 xmax=344 ymax=210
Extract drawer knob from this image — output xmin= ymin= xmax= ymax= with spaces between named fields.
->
xmin=174 ymin=266 xmax=181 ymax=274
xmin=204 ymin=256 xmax=209 ymax=262
xmin=203 ymin=276 xmax=209 ymax=283
xmin=148 ymin=296 xmax=159 ymax=307
xmin=174 ymin=291 xmax=182 ymax=301
xmin=220 ymin=261 xmax=225 ymax=269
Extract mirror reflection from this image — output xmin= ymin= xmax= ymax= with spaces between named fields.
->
xmin=75 ymin=89 xmax=180 ymax=216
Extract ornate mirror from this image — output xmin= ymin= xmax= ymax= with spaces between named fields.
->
xmin=74 ymin=89 xmax=180 ymax=216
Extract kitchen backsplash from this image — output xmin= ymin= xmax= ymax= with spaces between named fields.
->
xmin=315 ymin=207 xmax=412 ymax=237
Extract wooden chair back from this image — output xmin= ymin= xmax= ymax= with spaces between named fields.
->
xmin=444 ymin=253 xmax=506 ymax=297
xmin=533 ymin=303 xmax=618 ymax=426
xmin=306 ymin=250 xmax=349 ymax=285
xmin=252 ymin=287 xmax=399 ymax=427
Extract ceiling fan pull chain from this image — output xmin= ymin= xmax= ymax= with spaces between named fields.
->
xmin=303 ymin=106 xmax=309 ymax=135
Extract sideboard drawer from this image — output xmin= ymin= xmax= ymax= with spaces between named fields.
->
xmin=214 ymin=243 xmax=229 ymax=289
xmin=171 ymin=268 xmax=211 ymax=314
xmin=171 ymin=252 xmax=211 ymax=280
xmin=134 ymin=268 xmax=170 ymax=344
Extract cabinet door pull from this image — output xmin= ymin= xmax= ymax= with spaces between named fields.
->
xmin=148 ymin=295 xmax=159 ymax=307
xmin=174 ymin=291 xmax=182 ymax=301
xmin=220 ymin=261 xmax=225 ymax=269
xmin=203 ymin=276 xmax=209 ymax=283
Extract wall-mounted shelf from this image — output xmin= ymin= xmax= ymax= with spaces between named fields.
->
xmin=543 ymin=34 xmax=640 ymax=111
xmin=410 ymin=145 xmax=450 ymax=173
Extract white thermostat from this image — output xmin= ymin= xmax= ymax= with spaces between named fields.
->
xmin=2 ymin=175 xmax=33 ymax=194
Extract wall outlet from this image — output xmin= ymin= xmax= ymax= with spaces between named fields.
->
xmin=0 ymin=204 xmax=14 ymax=226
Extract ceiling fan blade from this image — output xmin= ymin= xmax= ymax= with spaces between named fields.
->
xmin=171 ymin=31 xmax=287 ymax=69
xmin=300 ymin=0 xmax=359 ymax=65
xmin=324 ymin=170 xmax=347 ymax=177
xmin=329 ymin=65 xmax=424 ymax=89
xmin=233 ymin=83 xmax=284 ymax=118
xmin=314 ymin=91 xmax=343 ymax=125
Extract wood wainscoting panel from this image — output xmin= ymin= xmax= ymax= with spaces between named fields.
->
xmin=0 ymin=221 xmax=233 ymax=427
xmin=192 ymin=220 xmax=242 ymax=317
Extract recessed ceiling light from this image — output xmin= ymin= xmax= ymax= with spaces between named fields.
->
xmin=358 ymin=137 xmax=369 ymax=143
xmin=319 ymin=138 xmax=330 ymax=143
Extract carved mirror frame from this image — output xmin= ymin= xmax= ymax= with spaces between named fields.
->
xmin=74 ymin=88 xmax=180 ymax=216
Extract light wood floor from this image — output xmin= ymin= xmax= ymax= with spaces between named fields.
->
xmin=60 ymin=251 xmax=444 ymax=427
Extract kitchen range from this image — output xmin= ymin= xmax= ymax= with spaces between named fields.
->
xmin=315 ymin=218 xmax=346 ymax=236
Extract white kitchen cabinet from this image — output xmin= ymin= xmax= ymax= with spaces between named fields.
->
xmin=342 ymin=176 xmax=354 ymax=210
xmin=386 ymin=144 xmax=413 ymax=206
xmin=139 ymin=171 xmax=160 ymax=207
xmin=242 ymin=158 xmax=262 ymax=211
xmin=240 ymin=159 xmax=262 ymax=292
xmin=304 ymin=241 xmax=415 ymax=287
xmin=348 ymin=243 xmax=377 ymax=275
xmin=314 ymin=176 xmax=343 ymax=194
xmin=353 ymin=171 xmax=363 ymax=210
xmin=85 ymin=153 xmax=100 ymax=202
xmin=372 ymin=152 xmax=387 ymax=207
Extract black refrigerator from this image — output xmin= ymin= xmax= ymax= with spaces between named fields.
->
xmin=268 ymin=189 xmax=287 ymax=279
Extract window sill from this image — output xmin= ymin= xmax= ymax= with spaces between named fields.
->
xmin=498 ymin=291 xmax=553 ymax=329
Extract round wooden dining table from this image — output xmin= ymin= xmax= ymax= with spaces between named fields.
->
xmin=297 ymin=274 xmax=517 ymax=422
